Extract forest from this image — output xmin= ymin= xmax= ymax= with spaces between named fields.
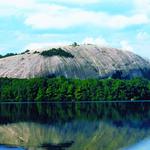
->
xmin=0 ymin=77 xmax=150 ymax=102
xmin=40 ymin=48 xmax=74 ymax=58
xmin=0 ymin=53 xmax=17 ymax=59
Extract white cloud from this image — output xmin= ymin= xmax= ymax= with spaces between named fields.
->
xmin=0 ymin=0 xmax=98 ymax=17
xmin=120 ymin=40 xmax=134 ymax=52
xmin=15 ymin=32 xmax=65 ymax=41
xmin=0 ymin=0 xmax=36 ymax=16
xmin=24 ymin=42 xmax=69 ymax=50
xmin=56 ymin=0 xmax=100 ymax=4
xmin=82 ymin=37 xmax=108 ymax=46
xmin=0 ymin=0 xmax=35 ymax=8
xmin=0 ymin=47 xmax=4 ymax=52
xmin=25 ymin=7 xmax=149 ymax=29
xmin=134 ymin=0 xmax=150 ymax=14
xmin=108 ymin=14 xmax=149 ymax=28
xmin=0 ymin=0 xmax=149 ymax=30
xmin=136 ymin=31 xmax=150 ymax=41
xmin=0 ymin=0 xmax=63 ymax=16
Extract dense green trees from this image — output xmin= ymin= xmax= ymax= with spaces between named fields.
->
xmin=0 ymin=77 xmax=150 ymax=102
xmin=40 ymin=48 xmax=74 ymax=58
xmin=0 ymin=53 xmax=17 ymax=59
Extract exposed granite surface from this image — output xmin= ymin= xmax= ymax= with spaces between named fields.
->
xmin=0 ymin=44 xmax=150 ymax=79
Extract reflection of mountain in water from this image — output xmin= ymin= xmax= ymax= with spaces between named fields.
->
xmin=0 ymin=121 xmax=149 ymax=150
xmin=124 ymin=138 xmax=150 ymax=150
xmin=0 ymin=145 xmax=24 ymax=150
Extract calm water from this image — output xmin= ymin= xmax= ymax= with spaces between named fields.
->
xmin=0 ymin=101 xmax=150 ymax=150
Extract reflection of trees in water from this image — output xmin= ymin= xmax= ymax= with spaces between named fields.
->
xmin=0 ymin=121 xmax=149 ymax=150
xmin=0 ymin=102 xmax=150 ymax=149
xmin=0 ymin=103 xmax=150 ymax=127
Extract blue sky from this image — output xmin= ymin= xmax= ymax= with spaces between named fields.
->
xmin=0 ymin=0 xmax=150 ymax=58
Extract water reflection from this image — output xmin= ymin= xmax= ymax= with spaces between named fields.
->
xmin=0 ymin=102 xmax=150 ymax=150
xmin=0 ymin=146 xmax=24 ymax=150
xmin=1 ymin=102 xmax=150 ymax=125
xmin=124 ymin=138 xmax=150 ymax=150
xmin=0 ymin=121 xmax=149 ymax=150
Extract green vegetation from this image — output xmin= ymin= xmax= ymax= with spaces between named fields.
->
xmin=0 ymin=77 xmax=150 ymax=102
xmin=21 ymin=49 xmax=30 ymax=54
xmin=33 ymin=51 xmax=40 ymax=54
xmin=0 ymin=49 xmax=31 ymax=59
xmin=71 ymin=42 xmax=79 ymax=47
xmin=0 ymin=77 xmax=150 ymax=127
xmin=0 ymin=53 xmax=17 ymax=59
xmin=40 ymin=48 xmax=74 ymax=58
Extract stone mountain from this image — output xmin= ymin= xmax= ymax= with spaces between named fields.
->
xmin=0 ymin=44 xmax=150 ymax=79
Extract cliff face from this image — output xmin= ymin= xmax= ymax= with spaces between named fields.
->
xmin=0 ymin=44 xmax=150 ymax=79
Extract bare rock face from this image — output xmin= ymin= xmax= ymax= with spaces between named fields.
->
xmin=0 ymin=44 xmax=150 ymax=79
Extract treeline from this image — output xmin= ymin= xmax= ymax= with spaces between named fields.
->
xmin=0 ymin=50 xmax=31 ymax=59
xmin=0 ymin=77 xmax=150 ymax=101
xmin=0 ymin=53 xmax=17 ymax=59
xmin=40 ymin=48 xmax=74 ymax=58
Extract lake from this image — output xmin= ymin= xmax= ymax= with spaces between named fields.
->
xmin=0 ymin=101 xmax=150 ymax=150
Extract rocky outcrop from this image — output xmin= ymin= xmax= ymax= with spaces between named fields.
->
xmin=0 ymin=44 xmax=150 ymax=79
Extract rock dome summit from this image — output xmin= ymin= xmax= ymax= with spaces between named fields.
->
xmin=0 ymin=44 xmax=150 ymax=79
